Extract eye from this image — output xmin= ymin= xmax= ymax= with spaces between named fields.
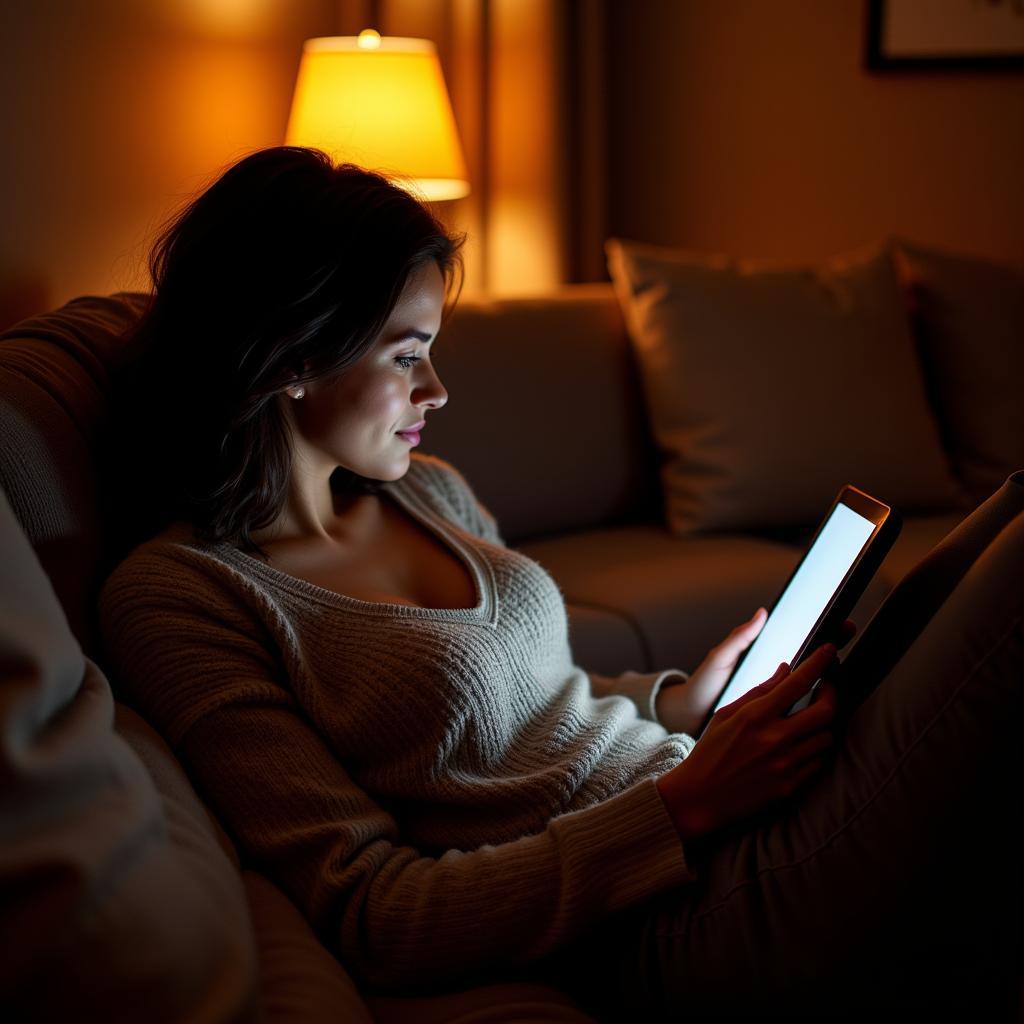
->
xmin=394 ymin=354 xmax=421 ymax=370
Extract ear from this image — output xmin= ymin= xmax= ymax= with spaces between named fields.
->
xmin=281 ymin=360 xmax=310 ymax=388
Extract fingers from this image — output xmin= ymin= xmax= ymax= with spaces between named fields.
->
xmin=781 ymin=680 xmax=839 ymax=738
xmin=708 ymin=608 xmax=767 ymax=667
xmin=715 ymin=643 xmax=838 ymax=729
xmin=734 ymin=607 xmax=766 ymax=633
xmin=787 ymin=728 xmax=835 ymax=766
xmin=715 ymin=660 xmax=788 ymax=719
xmin=788 ymin=756 xmax=828 ymax=794
xmin=745 ymin=607 xmax=767 ymax=632
xmin=763 ymin=644 xmax=836 ymax=715
xmin=729 ymin=602 xmax=770 ymax=651
xmin=781 ymin=730 xmax=836 ymax=794
xmin=742 ymin=607 xmax=768 ymax=648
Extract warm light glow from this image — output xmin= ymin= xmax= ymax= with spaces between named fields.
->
xmin=357 ymin=29 xmax=382 ymax=50
xmin=285 ymin=35 xmax=470 ymax=201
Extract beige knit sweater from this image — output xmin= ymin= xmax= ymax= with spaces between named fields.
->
xmin=98 ymin=453 xmax=697 ymax=990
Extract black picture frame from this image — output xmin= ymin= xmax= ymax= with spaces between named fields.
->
xmin=865 ymin=0 xmax=1024 ymax=71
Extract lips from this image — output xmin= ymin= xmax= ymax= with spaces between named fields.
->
xmin=396 ymin=419 xmax=425 ymax=447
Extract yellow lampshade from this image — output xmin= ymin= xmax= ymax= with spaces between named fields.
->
xmin=285 ymin=33 xmax=470 ymax=201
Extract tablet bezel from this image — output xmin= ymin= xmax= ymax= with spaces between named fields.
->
xmin=699 ymin=485 xmax=900 ymax=733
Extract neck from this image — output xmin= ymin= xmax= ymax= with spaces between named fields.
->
xmin=250 ymin=476 xmax=383 ymax=549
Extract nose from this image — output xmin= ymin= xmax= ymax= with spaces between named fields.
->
xmin=413 ymin=360 xmax=448 ymax=411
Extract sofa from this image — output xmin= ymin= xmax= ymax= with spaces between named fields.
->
xmin=1 ymin=237 xmax=1020 ymax=1020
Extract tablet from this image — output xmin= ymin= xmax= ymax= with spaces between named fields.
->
xmin=704 ymin=485 xmax=901 ymax=727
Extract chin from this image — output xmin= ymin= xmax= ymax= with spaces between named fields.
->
xmin=332 ymin=455 xmax=408 ymax=487
xmin=377 ymin=454 xmax=413 ymax=481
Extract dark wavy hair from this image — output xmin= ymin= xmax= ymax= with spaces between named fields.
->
xmin=102 ymin=147 xmax=464 ymax=563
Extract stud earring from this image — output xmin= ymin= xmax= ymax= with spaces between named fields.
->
xmin=287 ymin=385 xmax=306 ymax=399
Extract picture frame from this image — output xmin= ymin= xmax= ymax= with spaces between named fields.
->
xmin=865 ymin=0 xmax=1024 ymax=71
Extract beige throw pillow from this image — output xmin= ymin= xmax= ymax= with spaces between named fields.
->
xmin=606 ymin=239 xmax=967 ymax=533
xmin=895 ymin=240 xmax=1024 ymax=503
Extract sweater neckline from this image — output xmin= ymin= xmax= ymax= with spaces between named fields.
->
xmin=213 ymin=475 xmax=498 ymax=625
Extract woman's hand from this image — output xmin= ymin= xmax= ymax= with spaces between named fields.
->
xmin=656 ymin=611 xmax=857 ymax=737
xmin=655 ymin=643 xmax=840 ymax=843
xmin=657 ymin=608 xmax=769 ymax=736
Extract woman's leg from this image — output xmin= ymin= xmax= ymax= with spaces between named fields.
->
xmin=559 ymin=495 xmax=1023 ymax=1020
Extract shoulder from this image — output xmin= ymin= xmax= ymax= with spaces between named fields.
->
xmin=102 ymin=523 xmax=221 ymax=596
xmin=396 ymin=453 xmax=504 ymax=546
xmin=99 ymin=522 xmax=270 ymax=635
xmin=101 ymin=523 xmax=202 ymax=598
xmin=98 ymin=525 xmax=287 ymax=746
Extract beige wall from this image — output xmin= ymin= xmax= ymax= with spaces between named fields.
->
xmin=2 ymin=0 xmax=1020 ymax=330
xmin=0 ymin=0 xmax=338 ymax=327
xmin=0 ymin=0 xmax=570 ymax=322
xmin=608 ymin=0 xmax=1024 ymax=266
xmin=375 ymin=0 xmax=574 ymax=295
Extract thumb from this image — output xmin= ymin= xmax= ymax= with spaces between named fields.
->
xmin=711 ymin=607 xmax=767 ymax=666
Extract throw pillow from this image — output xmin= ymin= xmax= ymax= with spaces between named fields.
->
xmin=894 ymin=240 xmax=1024 ymax=503
xmin=605 ymin=238 xmax=967 ymax=534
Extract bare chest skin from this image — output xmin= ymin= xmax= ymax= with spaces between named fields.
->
xmin=262 ymin=495 xmax=478 ymax=610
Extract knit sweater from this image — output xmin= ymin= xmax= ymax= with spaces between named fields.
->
xmin=98 ymin=453 xmax=697 ymax=990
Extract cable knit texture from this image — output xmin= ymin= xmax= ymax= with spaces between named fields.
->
xmin=98 ymin=453 xmax=696 ymax=989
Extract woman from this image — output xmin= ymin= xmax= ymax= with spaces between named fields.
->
xmin=98 ymin=147 xmax=1021 ymax=1019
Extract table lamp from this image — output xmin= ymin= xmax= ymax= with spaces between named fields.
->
xmin=285 ymin=29 xmax=470 ymax=201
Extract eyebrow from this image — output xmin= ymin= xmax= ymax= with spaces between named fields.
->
xmin=385 ymin=329 xmax=434 ymax=347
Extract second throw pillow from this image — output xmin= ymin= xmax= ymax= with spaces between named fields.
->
xmin=606 ymin=238 xmax=967 ymax=534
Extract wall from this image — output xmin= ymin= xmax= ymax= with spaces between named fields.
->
xmin=608 ymin=0 xmax=1024 ymax=266
xmin=2 ymin=0 xmax=1021 ymax=331
xmin=370 ymin=0 xmax=578 ymax=295
xmin=0 ymin=0 xmax=576 ymax=320
xmin=0 ymin=0 xmax=338 ymax=327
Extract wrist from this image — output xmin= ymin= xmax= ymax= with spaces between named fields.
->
xmin=655 ymin=674 xmax=700 ymax=736
xmin=656 ymin=766 xmax=716 ymax=843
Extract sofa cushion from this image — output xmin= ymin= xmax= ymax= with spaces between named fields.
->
xmin=605 ymin=239 xmax=967 ymax=535
xmin=422 ymin=285 xmax=662 ymax=544
xmin=0 ymin=292 xmax=149 ymax=657
xmin=519 ymin=526 xmax=811 ymax=675
xmin=894 ymin=241 xmax=1024 ymax=503
xmin=114 ymin=701 xmax=242 ymax=872
xmin=560 ymin=602 xmax=651 ymax=678
xmin=0 ymin=484 xmax=260 ymax=1022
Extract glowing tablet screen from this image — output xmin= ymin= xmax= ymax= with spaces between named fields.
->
xmin=715 ymin=503 xmax=876 ymax=710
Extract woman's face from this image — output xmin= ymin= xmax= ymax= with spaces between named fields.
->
xmin=286 ymin=261 xmax=448 ymax=482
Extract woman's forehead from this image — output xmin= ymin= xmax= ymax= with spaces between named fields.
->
xmin=387 ymin=264 xmax=445 ymax=324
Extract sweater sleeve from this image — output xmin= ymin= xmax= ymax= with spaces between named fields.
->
xmin=589 ymin=668 xmax=690 ymax=726
xmin=98 ymin=548 xmax=695 ymax=992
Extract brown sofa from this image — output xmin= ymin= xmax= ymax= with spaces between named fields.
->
xmin=0 ymin=250 xmax=1017 ymax=1018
